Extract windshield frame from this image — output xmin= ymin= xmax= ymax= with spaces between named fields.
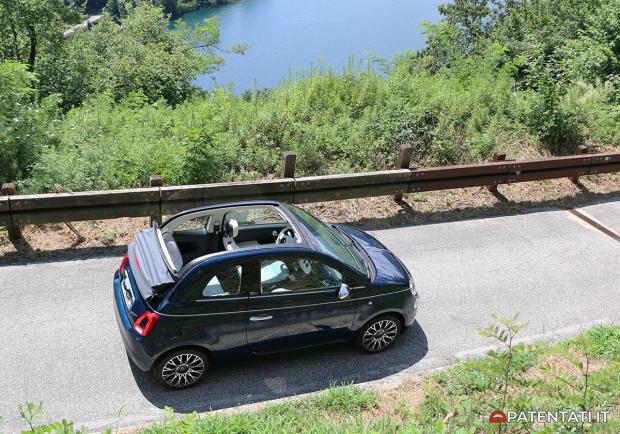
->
xmin=284 ymin=204 xmax=368 ymax=276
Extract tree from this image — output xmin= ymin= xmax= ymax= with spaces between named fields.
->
xmin=36 ymin=2 xmax=245 ymax=109
xmin=0 ymin=61 xmax=59 ymax=183
xmin=0 ymin=0 xmax=79 ymax=71
xmin=105 ymin=0 xmax=131 ymax=20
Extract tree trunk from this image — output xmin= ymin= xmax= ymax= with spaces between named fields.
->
xmin=27 ymin=24 xmax=36 ymax=71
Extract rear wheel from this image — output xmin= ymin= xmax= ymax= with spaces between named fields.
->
xmin=155 ymin=349 xmax=208 ymax=389
xmin=355 ymin=315 xmax=402 ymax=353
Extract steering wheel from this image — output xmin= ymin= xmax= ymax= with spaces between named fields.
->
xmin=276 ymin=226 xmax=296 ymax=244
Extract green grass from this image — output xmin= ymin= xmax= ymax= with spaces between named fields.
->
xmin=138 ymin=325 xmax=620 ymax=434
xmin=142 ymin=385 xmax=386 ymax=434
xmin=12 ymin=325 xmax=620 ymax=433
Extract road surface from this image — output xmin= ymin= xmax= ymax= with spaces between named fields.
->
xmin=1 ymin=199 xmax=618 ymax=432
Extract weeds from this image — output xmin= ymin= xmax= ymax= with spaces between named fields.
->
xmin=479 ymin=313 xmax=528 ymax=415
xmin=9 ymin=324 xmax=619 ymax=433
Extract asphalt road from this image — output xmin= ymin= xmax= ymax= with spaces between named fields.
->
xmin=1 ymin=200 xmax=618 ymax=432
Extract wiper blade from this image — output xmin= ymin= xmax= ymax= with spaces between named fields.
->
xmin=333 ymin=225 xmax=364 ymax=252
xmin=332 ymin=225 xmax=371 ymax=273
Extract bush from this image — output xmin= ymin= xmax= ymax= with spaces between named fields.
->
xmin=9 ymin=0 xmax=620 ymax=192
xmin=0 ymin=61 xmax=59 ymax=184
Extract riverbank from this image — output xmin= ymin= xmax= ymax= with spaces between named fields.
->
xmin=160 ymin=0 xmax=233 ymax=19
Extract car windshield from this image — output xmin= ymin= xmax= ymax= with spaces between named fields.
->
xmin=285 ymin=205 xmax=366 ymax=275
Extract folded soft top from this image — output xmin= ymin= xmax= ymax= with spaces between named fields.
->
xmin=128 ymin=228 xmax=177 ymax=298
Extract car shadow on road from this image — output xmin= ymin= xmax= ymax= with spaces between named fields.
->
xmin=130 ymin=321 xmax=428 ymax=413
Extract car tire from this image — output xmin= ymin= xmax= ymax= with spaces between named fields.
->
xmin=155 ymin=348 xmax=209 ymax=389
xmin=355 ymin=315 xmax=402 ymax=353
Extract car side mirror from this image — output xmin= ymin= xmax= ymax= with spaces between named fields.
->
xmin=338 ymin=283 xmax=350 ymax=300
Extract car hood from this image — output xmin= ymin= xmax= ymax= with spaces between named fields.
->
xmin=336 ymin=225 xmax=410 ymax=286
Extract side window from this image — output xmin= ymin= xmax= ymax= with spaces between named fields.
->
xmin=174 ymin=215 xmax=208 ymax=232
xmin=225 ymin=207 xmax=285 ymax=227
xmin=260 ymin=258 xmax=342 ymax=294
xmin=201 ymin=265 xmax=242 ymax=297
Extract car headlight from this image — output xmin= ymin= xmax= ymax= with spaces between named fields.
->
xmin=409 ymin=278 xmax=418 ymax=296
xmin=409 ymin=278 xmax=419 ymax=310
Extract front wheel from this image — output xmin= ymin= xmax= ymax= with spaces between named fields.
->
xmin=155 ymin=349 xmax=208 ymax=389
xmin=355 ymin=315 xmax=402 ymax=353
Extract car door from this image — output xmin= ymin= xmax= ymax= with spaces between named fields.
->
xmin=246 ymin=253 xmax=356 ymax=354
xmin=160 ymin=261 xmax=250 ymax=358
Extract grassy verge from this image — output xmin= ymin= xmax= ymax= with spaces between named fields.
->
xmin=138 ymin=324 xmax=620 ymax=434
xmin=8 ymin=323 xmax=619 ymax=433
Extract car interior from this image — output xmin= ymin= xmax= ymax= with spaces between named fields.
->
xmin=161 ymin=205 xmax=300 ymax=266
xmin=260 ymin=258 xmax=342 ymax=294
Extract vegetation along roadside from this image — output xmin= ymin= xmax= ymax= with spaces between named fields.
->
xmin=1 ymin=0 xmax=619 ymax=194
xmin=6 ymin=320 xmax=619 ymax=433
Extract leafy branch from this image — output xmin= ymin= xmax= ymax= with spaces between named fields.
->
xmin=479 ymin=313 xmax=528 ymax=433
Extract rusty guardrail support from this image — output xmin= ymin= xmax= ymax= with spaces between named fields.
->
xmin=486 ymin=152 xmax=506 ymax=193
xmin=1 ymin=183 xmax=21 ymax=241
xmin=149 ymin=175 xmax=164 ymax=226
xmin=571 ymin=145 xmax=590 ymax=184
xmin=394 ymin=144 xmax=413 ymax=201
xmin=282 ymin=151 xmax=297 ymax=178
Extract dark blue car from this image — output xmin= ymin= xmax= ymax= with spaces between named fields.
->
xmin=113 ymin=201 xmax=418 ymax=389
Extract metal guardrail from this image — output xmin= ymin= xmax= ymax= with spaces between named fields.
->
xmin=1 ymin=146 xmax=619 ymax=241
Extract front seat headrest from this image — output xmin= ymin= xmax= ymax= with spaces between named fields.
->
xmin=224 ymin=219 xmax=239 ymax=238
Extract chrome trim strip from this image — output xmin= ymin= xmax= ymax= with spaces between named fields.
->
xmin=157 ymin=287 xmax=410 ymax=317
xmin=195 ymin=296 xmax=248 ymax=302
xmin=252 ymin=287 xmax=339 ymax=298
xmin=356 ymin=288 xmax=409 ymax=301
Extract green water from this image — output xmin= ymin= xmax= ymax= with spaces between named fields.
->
xmin=175 ymin=0 xmax=444 ymax=92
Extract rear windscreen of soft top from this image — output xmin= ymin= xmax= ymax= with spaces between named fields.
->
xmin=128 ymin=228 xmax=176 ymax=301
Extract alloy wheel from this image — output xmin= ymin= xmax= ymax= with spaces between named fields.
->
xmin=161 ymin=353 xmax=205 ymax=388
xmin=362 ymin=319 xmax=399 ymax=352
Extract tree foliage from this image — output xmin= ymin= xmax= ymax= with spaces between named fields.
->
xmin=0 ymin=0 xmax=79 ymax=70
xmin=0 ymin=61 xmax=59 ymax=183
xmin=37 ymin=2 xmax=230 ymax=109
xmin=2 ymin=0 xmax=620 ymax=191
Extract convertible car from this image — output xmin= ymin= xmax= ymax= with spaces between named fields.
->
xmin=113 ymin=201 xmax=418 ymax=389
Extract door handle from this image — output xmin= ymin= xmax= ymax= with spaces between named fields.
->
xmin=250 ymin=315 xmax=273 ymax=322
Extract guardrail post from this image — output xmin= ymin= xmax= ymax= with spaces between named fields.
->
xmin=571 ymin=145 xmax=590 ymax=184
xmin=282 ymin=151 xmax=297 ymax=178
xmin=394 ymin=144 xmax=413 ymax=201
xmin=149 ymin=175 xmax=164 ymax=226
xmin=1 ymin=183 xmax=21 ymax=241
xmin=487 ymin=152 xmax=506 ymax=193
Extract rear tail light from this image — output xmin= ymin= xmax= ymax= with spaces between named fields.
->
xmin=119 ymin=253 xmax=129 ymax=273
xmin=133 ymin=311 xmax=159 ymax=337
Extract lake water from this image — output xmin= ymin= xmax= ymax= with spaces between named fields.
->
xmin=174 ymin=0 xmax=445 ymax=92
